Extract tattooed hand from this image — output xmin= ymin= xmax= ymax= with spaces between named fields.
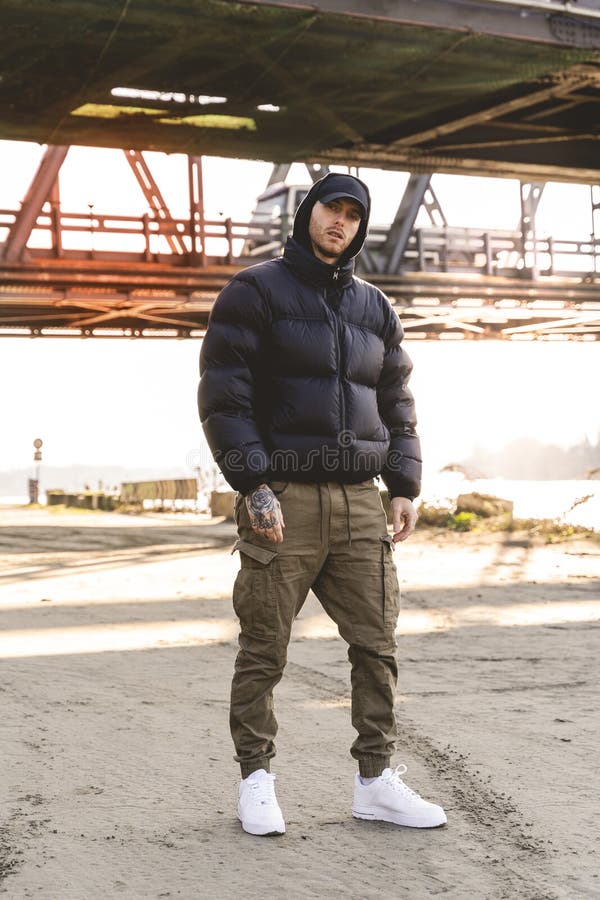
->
xmin=245 ymin=483 xmax=285 ymax=543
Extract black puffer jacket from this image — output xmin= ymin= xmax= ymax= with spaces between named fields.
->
xmin=198 ymin=174 xmax=422 ymax=499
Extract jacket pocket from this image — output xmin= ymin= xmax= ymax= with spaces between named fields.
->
xmin=232 ymin=539 xmax=279 ymax=639
xmin=380 ymin=534 xmax=400 ymax=634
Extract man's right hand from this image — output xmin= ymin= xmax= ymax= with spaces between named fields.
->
xmin=245 ymin=484 xmax=285 ymax=543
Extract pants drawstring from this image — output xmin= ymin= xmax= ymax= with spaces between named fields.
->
xmin=340 ymin=482 xmax=352 ymax=549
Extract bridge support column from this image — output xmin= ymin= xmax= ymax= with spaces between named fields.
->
xmin=188 ymin=155 xmax=206 ymax=267
xmin=591 ymin=185 xmax=600 ymax=277
xmin=380 ymin=174 xmax=446 ymax=275
xmin=3 ymin=145 xmax=68 ymax=262
xmin=49 ymin=179 xmax=63 ymax=259
xmin=520 ymin=182 xmax=545 ymax=279
xmin=267 ymin=163 xmax=291 ymax=186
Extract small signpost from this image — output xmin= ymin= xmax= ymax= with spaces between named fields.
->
xmin=29 ymin=438 xmax=43 ymax=504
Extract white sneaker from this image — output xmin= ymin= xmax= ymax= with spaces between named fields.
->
xmin=353 ymin=764 xmax=447 ymax=828
xmin=237 ymin=769 xmax=286 ymax=836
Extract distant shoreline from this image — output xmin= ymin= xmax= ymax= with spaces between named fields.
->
xmin=2 ymin=474 xmax=597 ymax=533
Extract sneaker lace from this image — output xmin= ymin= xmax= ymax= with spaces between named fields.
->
xmin=249 ymin=773 xmax=278 ymax=806
xmin=382 ymin=764 xmax=421 ymax=799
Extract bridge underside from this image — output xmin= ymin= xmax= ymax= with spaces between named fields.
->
xmin=1 ymin=256 xmax=598 ymax=340
xmin=1 ymin=0 xmax=600 ymax=181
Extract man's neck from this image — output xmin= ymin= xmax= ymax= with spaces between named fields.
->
xmin=310 ymin=242 xmax=340 ymax=266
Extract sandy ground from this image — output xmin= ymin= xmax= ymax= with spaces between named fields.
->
xmin=0 ymin=505 xmax=598 ymax=900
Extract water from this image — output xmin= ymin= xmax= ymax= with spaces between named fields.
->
xmin=0 ymin=494 xmax=45 ymax=506
xmin=421 ymin=472 xmax=599 ymax=531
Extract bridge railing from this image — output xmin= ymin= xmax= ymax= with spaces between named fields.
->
xmin=1 ymin=206 xmax=599 ymax=279
xmin=365 ymin=226 xmax=599 ymax=278
xmin=0 ymin=206 xmax=286 ymax=264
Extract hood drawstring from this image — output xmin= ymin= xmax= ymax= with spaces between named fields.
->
xmin=340 ymin=482 xmax=352 ymax=549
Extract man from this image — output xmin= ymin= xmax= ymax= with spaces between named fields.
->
xmin=198 ymin=173 xmax=446 ymax=836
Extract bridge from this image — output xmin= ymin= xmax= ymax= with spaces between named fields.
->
xmin=1 ymin=148 xmax=600 ymax=339
xmin=2 ymin=1 xmax=600 ymax=181
xmin=2 ymin=1 xmax=600 ymax=339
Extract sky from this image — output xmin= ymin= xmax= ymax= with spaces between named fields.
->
xmin=0 ymin=141 xmax=599 ymax=481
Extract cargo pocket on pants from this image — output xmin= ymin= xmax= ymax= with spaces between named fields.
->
xmin=232 ymin=539 xmax=278 ymax=640
xmin=380 ymin=534 xmax=400 ymax=634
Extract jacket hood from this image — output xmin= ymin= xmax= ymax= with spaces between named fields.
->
xmin=291 ymin=172 xmax=371 ymax=265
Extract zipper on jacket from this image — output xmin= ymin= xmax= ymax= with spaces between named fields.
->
xmin=326 ymin=290 xmax=346 ymax=433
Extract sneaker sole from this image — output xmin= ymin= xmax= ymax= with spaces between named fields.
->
xmin=237 ymin=814 xmax=285 ymax=836
xmin=352 ymin=807 xmax=447 ymax=829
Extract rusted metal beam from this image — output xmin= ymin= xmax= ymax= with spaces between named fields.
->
xmin=2 ymin=145 xmax=68 ymax=262
xmin=188 ymin=155 xmax=206 ymax=267
xmin=494 ymin=115 xmax=585 ymax=134
xmin=124 ymin=150 xmax=188 ymax=255
xmin=437 ymin=132 xmax=600 ymax=152
xmin=503 ymin=311 xmax=600 ymax=334
xmin=402 ymin=310 xmax=486 ymax=334
xmin=524 ymin=97 xmax=592 ymax=122
xmin=48 ymin=179 xmax=63 ymax=259
xmin=0 ymin=284 xmax=597 ymax=339
xmin=313 ymin=145 xmax=600 ymax=185
xmin=388 ymin=67 xmax=600 ymax=150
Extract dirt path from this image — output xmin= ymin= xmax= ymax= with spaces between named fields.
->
xmin=0 ymin=506 xmax=598 ymax=899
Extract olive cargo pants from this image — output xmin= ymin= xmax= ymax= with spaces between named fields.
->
xmin=230 ymin=479 xmax=401 ymax=779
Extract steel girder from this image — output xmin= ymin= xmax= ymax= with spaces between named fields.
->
xmin=1 ymin=146 xmax=69 ymax=262
xmin=244 ymin=0 xmax=600 ymax=46
xmin=1 ymin=257 xmax=599 ymax=340
xmin=2 ymin=2 xmax=600 ymax=181
xmin=124 ymin=151 xmax=188 ymax=256
xmin=519 ymin=181 xmax=546 ymax=278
